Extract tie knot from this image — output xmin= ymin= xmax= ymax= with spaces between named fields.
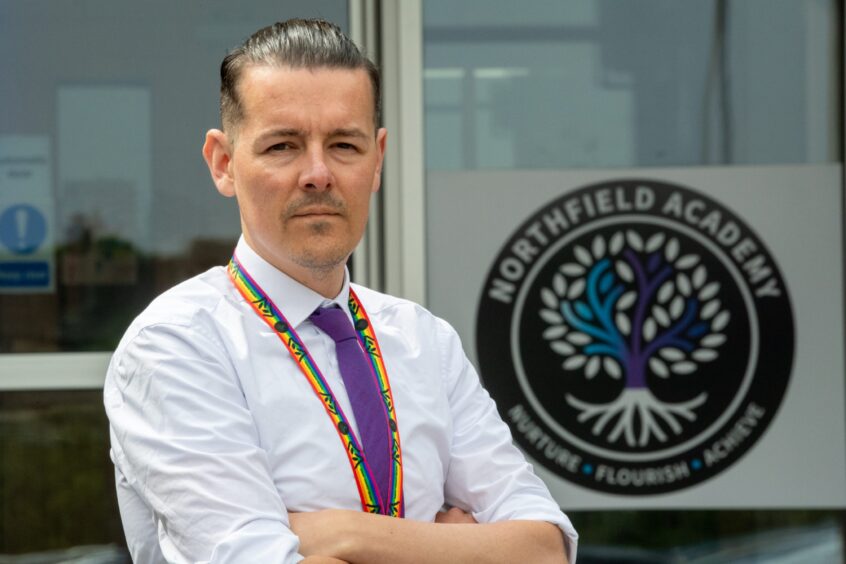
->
xmin=309 ymin=306 xmax=358 ymax=343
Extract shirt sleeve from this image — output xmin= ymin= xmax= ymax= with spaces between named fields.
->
xmin=436 ymin=317 xmax=579 ymax=563
xmin=104 ymin=319 xmax=304 ymax=564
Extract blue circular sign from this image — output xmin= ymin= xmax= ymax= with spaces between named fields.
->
xmin=0 ymin=204 xmax=48 ymax=255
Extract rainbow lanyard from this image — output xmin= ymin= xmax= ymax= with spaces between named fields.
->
xmin=227 ymin=255 xmax=404 ymax=517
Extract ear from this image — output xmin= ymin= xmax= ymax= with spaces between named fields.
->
xmin=371 ymin=127 xmax=387 ymax=193
xmin=202 ymin=129 xmax=236 ymax=197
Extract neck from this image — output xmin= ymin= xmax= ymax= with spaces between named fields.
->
xmin=240 ymin=234 xmax=349 ymax=298
xmin=287 ymin=264 xmax=346 ymax=299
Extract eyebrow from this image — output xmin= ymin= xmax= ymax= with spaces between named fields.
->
xmin=256 ymin=127 xmax=370 ymax=143
xmin=331 ymin=128 xmax=369 ymax=139
xmin=255 ymin=128 xmax=303 ymax=143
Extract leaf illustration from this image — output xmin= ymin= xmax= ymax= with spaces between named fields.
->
xmin=643 ymin=318 xmax=657 ymax=341
xmin=699 ymin=282 xmax=720 ymax=301
xmin=671 ymin=361 xmax=697 ymax=375
xmin=665 ymin=238 xmax=679 ymax=261
xmin=592 ymin=235 xmax=606 ymax=259
xmin=646 ymin=232 xmax=665 ymax=252
xmin=567 ymin=278 xmax=586 ymax=299
xmin=609 ymin=232 xmax=625 ymax=254
xmin=543 ymin=325 xmax=568 ymax=340
xmin=574 ymin=245 xmax=593 ymax=267
xmin=701 ymin=334 xmax=726 ymax=347
xmin=669 ymin=296 xmax=685 ymax=319
xmin=649 ymin=357 xmax=669 ymax=378
xmin=626 ymin=230 xmax=644 ymax=251
xmin=551 ymin=341 xmax=575 ymax=356
xmin=692 ymin=265 xmax=707 ymax=288
xmin=567 ymin=332 xmax=591 ymax=345
xmin=616 ymin=312 xmax=631 ymax=335
xmin=676 ymin=254 xmax=700 ymax=269
xmin=541 ymin=288 xmax=559 ymax=309
xmin=659 ymin=347 xmax=685 ymax=361
xmin=585 ymin=356 xmax=601 ymax=378
xmin=553 ymin=274 xmax=568 ymax=296
xmin=564 ymin=355 xmax=587 ymax=370
xmin=616 ymin=261 xmax=634 ymax=282
xmin=702 ymin=299 xmax=720 ymax=319
xmin=657 ymin=281 xmax=674 ymax=303
xmin=540 ymin=309 xmax=563 ymax=324
xmin=604 ymin=357 xmax=622 ymax=379
xmin=693 ymin=349 xmax=718 ymax=362
xmin=561 ymin=263 xmax=586 ymax=276
xmin=617 ymin=291 xmax=637 ymax=310
xmin=712 ymin=311 xmax=730 ymax=331
xmin=676 ymin=273 xmax=692 ymax=296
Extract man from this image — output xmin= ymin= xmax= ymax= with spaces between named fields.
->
xmin=105 ymin=19 xmax=577 ymax=564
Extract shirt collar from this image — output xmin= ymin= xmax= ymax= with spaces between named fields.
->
xmin=233 ymin=236 xmax=351 ymax=329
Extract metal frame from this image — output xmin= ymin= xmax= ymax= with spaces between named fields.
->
xmin=378 ymin=0 xmax=426 ymax=305
xmin=0 ymin=353 xmax=109 ymax=390
xmin=350 ymin=0 xmax=384 ymax=290
xmin=350 ymin=0 xmax=427 ymax=306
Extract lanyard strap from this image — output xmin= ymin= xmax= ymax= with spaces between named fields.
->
xmin=227 ymin=255 xmax=404 ymax=517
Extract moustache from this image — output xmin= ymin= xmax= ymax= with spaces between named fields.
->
xmin=284 ymin=194 xmax=346 ymax=218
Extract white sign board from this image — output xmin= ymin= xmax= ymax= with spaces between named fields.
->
xmin=0 ymin=136 xmax=54 ymax=293
xmin=427 ymin=165 xmax=845 ymax=508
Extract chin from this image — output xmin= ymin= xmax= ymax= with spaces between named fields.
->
xmin=293 ymin=247 xmax=353 ymax=271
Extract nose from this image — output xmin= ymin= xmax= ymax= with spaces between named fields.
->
xmin=299 ymin=148 xmax=333 ymax=190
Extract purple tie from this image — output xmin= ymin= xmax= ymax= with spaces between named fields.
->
xmin=309 ymin=306 xmax=392 ymax=510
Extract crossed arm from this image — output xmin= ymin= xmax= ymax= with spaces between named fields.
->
xmin=294 ymin=508 xmax=569 ymax=564
xmin=287 ymin=319 xmax=571 ymax=564
xmin=107 ymin=313 xmax=577 ymax=563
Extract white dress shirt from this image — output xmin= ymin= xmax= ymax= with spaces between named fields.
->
xmin=105 ymin=237 xmax=578 ymax=563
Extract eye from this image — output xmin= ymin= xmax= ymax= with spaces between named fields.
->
xmin=335 ymin=142 xmax=359 ymax=152
xmin=267 ymin=142 xmax=293 ymax=152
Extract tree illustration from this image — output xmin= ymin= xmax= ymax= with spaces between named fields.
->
xmin=540 ymin=231 xmax=730 ymax=447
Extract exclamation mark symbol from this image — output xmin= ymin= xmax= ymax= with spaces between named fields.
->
xmin=15 ymin=207 xmax=27 ymax=251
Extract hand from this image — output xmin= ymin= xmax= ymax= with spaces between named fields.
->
xmin=289 ymin=509 xmax=357 ymax=558
xmin=434 ymin=507 xmax=478 ymax=524
xmin=300 ymin=557 xmax=350 ymax=564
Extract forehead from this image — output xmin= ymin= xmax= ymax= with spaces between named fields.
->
xmin=236 ymin=65 xmax=376 ymax=133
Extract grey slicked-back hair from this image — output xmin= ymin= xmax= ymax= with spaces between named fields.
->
xmin=219 ymin=18 xmax=381 ymax=133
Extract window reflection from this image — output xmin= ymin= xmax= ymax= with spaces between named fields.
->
xmin=0 ymin=390 xmax=128 ymax=560
xmin=424 ymin=0 xmax=839 ymax=171
xmin=1 ymin=1 xmax=348 ymax=559
xmin=572 ymin=510 xmax=845 ymax=562
xmin=0 ymin=0 xmax=347 ymax=353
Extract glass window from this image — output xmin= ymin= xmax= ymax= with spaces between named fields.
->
xmin=424 ymin=0 xmax=839 ymax=171
xmin=423 ymin=0 xmax=845 ymax=559
xmin=0 ymin=1 xmax=348 ymax=354
xmin=0 ymin=390 xmax=126 ymax=559
xmin=0 ymin=2 xmax=348 ymax=558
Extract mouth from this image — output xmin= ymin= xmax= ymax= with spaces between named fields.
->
xmin=292 ymin=208 xmax=341 ymax=218
xmin=286 ymin=195 xmax=346 ymax=221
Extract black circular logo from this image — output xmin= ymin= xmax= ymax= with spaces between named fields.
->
xmin=477 ymin=180 xmax=794 ymax=495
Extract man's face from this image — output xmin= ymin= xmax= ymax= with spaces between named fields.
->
xmin=214 ymin=65 xmax=386 ymax=279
